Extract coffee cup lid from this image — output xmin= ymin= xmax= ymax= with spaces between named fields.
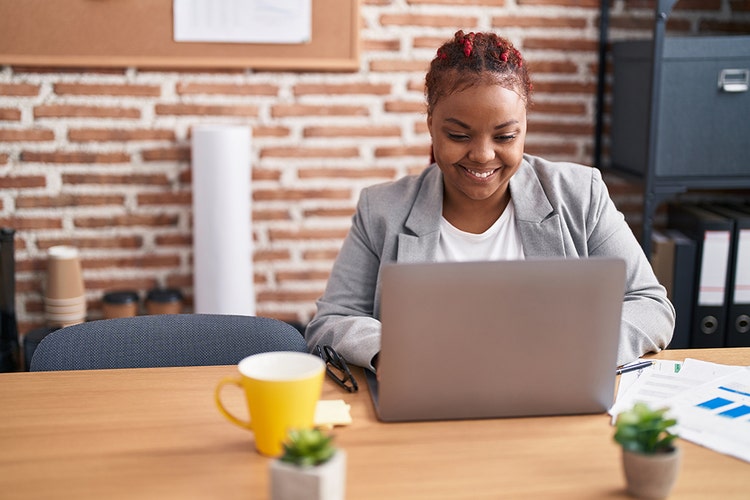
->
xmin=146 ymin=288 xmax=183 ymax=303
xmin=103 ymin=290 xmax=139 ymax=304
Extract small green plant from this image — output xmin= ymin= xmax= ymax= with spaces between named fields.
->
xmin=279 ymin=428 xmax=337 ymax=467
xmin=614 ymin=402 xmax=678 ymax=454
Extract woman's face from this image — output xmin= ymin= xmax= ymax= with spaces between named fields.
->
xmin=427 ymin=83 xmax=527 ymax=208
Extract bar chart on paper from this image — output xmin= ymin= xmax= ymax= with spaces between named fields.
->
xmin=670 ymin=368 xmax=750 ymax=462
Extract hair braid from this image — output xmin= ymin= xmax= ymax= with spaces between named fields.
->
xmin=425 ymin=30 xmax=533 ymax=116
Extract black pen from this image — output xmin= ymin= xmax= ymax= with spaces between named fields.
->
xmin=616 ymin=360 xmax=654 ymax=375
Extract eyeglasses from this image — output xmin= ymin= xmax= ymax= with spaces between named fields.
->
xmin=314 ymin=344 xmax=358 ymax=393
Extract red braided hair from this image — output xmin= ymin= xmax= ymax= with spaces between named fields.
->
xmin=425 ymin=30 xmax=533 ymax=117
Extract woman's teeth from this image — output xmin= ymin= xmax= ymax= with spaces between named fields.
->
xmin=467 ymin=168 xmax=495 ymax=178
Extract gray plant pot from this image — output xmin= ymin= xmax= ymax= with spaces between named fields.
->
xmin=621 ymin=447 xmax=681 ymax=499
xmin=270 ymin=450 xmax=346 ymax=500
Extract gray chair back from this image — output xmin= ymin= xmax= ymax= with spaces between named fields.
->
xmin=29 ymin=314 xmax=307 ymax=371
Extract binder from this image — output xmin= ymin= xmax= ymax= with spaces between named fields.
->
xmin=667 ymin=203 xmax=734 ymax=348
xmin=651 ymin=229 xmax=697 ymax=349
xmin=703 ymin=204 xmax=750 ymax=347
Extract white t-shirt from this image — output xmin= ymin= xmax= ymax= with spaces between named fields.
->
xmin=436 ymin=199 xmax=525 ymax=262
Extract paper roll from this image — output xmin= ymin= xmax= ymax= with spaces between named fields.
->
xmin=191 ymin=125 xmax=255 ymax=315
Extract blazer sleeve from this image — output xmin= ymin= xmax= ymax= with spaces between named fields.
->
xmin=304 ymin=188 xmax=384 ymax=370
xmin=585 ymin=169 xmax=676 ymax=365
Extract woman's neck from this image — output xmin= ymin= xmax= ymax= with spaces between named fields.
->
xmin=442 ymin=188 xmax=511 ymax=234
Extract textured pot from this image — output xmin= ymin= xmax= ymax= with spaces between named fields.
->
xmin=270 ymin=450 xmax=346 ymax=500
xmin=622 ymin=447 xmax=681 ymax=499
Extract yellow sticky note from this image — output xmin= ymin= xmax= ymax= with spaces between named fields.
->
xmin=314 ymin=399 xmax=352 ymax=428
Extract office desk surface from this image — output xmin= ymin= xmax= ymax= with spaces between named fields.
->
xmin=1 ymin=348 xmax=748 ymax=499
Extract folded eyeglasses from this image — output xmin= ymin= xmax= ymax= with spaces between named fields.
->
xmin=314 ymin=344 xmax=358 ymax=393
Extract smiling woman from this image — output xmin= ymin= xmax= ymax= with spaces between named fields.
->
xmin=304 ymin=30 xmax=676 ymax=371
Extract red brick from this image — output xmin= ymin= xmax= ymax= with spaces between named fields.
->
xmin=155 ymin=104 xmax=258 ymax=117
xmin=531 ymin=81 xmax=597 ymax=95
xmin=176 ymin=82 xmax=279 ymax=96
xmin=276 ymin=270 xmax=331 ymax=282
xmin=74 ymin=214 xmax=179 ymax=228
xmin=84 ymin=254 xmax=181 ymax=269
xmin=0 ymin=217 xmax=62 ymax=230
xmin=0 ymin=129 xmax=55 ymax=142
xmin=493 ymin=16 xmax=587 ymax=28
xmin=530 ymin=101 xmax=588 ymax=116
xmin=303 ymin=207 xmax=357 ymax=218
xmin=298 ymin=167 xmax=397 ymax=179
xmin=255 ymin=249 xmax=292 ymax=262
xmin=384 ymin=101 xmax=426 ymax=113
xmin=303 ymin=125 xmax=401 ymax=138
xmin=0 ymin=108 xmax=22 ymax=121
xmin=53 ymin=83 xmax=161 ymax=97
xmin=141 ymin=147 xmax=190 ymax=162
xmin=302 ymin=249 xmax=340 ymax=260
xmin=0 ymin=83 xmax=40 ymax=96
xmin=155 ymin=234 xmax=192 ymax=246
xmin=527 ymin=60 xmax=578 ymax=75
xmin=369 ymin=59 xmax=430 ymax=73
xmin=37 ymin=236 xmax=143 ymax=250
xmin=68 ymin=129 xmax=176 ymax=142
xmin=270 ymin=104 xmax=369 ymax=118
xmin=62 ymin=173 xmax=170 ymax=186
xmin=15 ymin=194 xmax=126 ymax=209
xmin=137 ymin=192 xmax=191 ymax=205
xmin=362 ymin=38 xmax=401 ymax=52
xmin=259 ymin=147 xmax=359 ymax=159
xmin=524 ymin=38 xmax=599 ymax=52
xmin=253 ymin=126 xmax=291 ymax=138
xmin=254 ymin=209 xmax=292 ymax=222
xmin=379 ymin=13 xmax=478 ymax=28
xmin=374 ymin=145 xmax=431 ymax=158
xmin=254 ymin=188 xmax=351 ymax=202
xmin=0 ymin=176 xmax=46 ymax=189
xmin=0 ymin=153 xmax=7 ymax=164
xmin=293 ymin=83 xmax=392 ymax=96
xmin=34 ymin=105 xmax=140 ymax=119
xmin=21 ymin=151 xmax=130 ymax=163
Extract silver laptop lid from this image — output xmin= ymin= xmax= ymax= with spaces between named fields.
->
xmin=374 ymin=257 xmax=626 ymax=422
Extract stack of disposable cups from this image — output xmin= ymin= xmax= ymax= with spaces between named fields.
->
xmin=44 ymin=246 xmax=86 ymax=328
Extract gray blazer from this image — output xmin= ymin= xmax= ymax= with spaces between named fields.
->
xmin=305 ymin=154 xmax=675 ymax=368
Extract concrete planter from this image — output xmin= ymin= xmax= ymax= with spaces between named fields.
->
xmin=621 ymin=447 xmax=681 ymax=499
xmin=270 ymin=450 xmax=346 ymax=500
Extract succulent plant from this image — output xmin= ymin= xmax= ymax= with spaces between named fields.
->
xmin=614 ymin=402 xmax=678 ymax=454
xmin=279 ymin=428 xmax=337 ymax=467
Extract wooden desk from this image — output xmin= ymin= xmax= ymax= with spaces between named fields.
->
xmin=1 ymin=348 xmax=748 ymax=499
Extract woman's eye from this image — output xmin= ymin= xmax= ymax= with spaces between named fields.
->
xmin=496 ymin=134 xmax=516 ymax=142
xmin=447 ymin=133 xmax=469 ymax=141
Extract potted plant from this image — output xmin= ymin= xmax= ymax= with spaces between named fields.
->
xmin=614 ymin=402 xmax=680 ymax=499
xmin=269 ymin=428 xmax=346 ymax=500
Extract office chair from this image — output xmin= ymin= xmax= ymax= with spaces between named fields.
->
xmin=29 ymin=314 xmax=308 ymax=371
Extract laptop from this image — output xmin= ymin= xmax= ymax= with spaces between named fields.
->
xmin=366 ymin=257 xmax=626 ymax=422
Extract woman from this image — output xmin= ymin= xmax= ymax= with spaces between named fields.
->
xmin=305 ymin=31 xmax=675 ymax=369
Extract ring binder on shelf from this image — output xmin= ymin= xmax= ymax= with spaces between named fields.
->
xmin=703 ymin=204 xmax=750 ymax=347
xmin=667 ymin=203 xmax=734 ymax=348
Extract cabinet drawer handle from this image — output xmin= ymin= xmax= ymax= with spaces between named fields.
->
xmin=718 ymin=68 xmax=749 ymax=93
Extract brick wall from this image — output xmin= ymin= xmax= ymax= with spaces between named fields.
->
xmin=2 ymin=0 xmax=749 ymax=336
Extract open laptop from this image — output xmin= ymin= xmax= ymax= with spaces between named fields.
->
xmin=366 ymin=257 xmax=626 ymax=422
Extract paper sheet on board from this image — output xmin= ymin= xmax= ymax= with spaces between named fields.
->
xmin=174 ymin=0 xmax=312 ymax=44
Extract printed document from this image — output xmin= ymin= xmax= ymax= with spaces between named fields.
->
xmin=611 ymin=358 xmax=750 ymax=463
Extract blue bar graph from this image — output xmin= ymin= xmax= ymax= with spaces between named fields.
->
xmin=718 ymin=405 xmax=750 ymax=419
xmin=697 ymin=397 xmax=734 ymax=410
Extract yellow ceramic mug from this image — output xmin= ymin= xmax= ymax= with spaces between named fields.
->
xmin=214 ymin=351 xmax=325 ymax=456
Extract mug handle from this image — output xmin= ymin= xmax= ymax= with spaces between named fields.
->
xmin=214 ymin=376 xmax=253 ymax=430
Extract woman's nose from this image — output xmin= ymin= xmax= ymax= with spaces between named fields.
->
xmin=467 ymin=138 xmax=495 ymax=163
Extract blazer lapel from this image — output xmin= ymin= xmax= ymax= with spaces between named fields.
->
xmin=398 ymin=166 xmax=442 ymax=263
xmin=510 ymin=161 xmax=566 ymax=258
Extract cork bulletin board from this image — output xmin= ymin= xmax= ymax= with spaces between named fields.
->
xmin=0 ymin=0 xmax=360 ymax=71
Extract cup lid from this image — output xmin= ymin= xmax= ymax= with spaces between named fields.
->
xmin=146 ymin=288 xmax=183 ymax=303
xmin=103 ymin=290 xmax=139 ymax=304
